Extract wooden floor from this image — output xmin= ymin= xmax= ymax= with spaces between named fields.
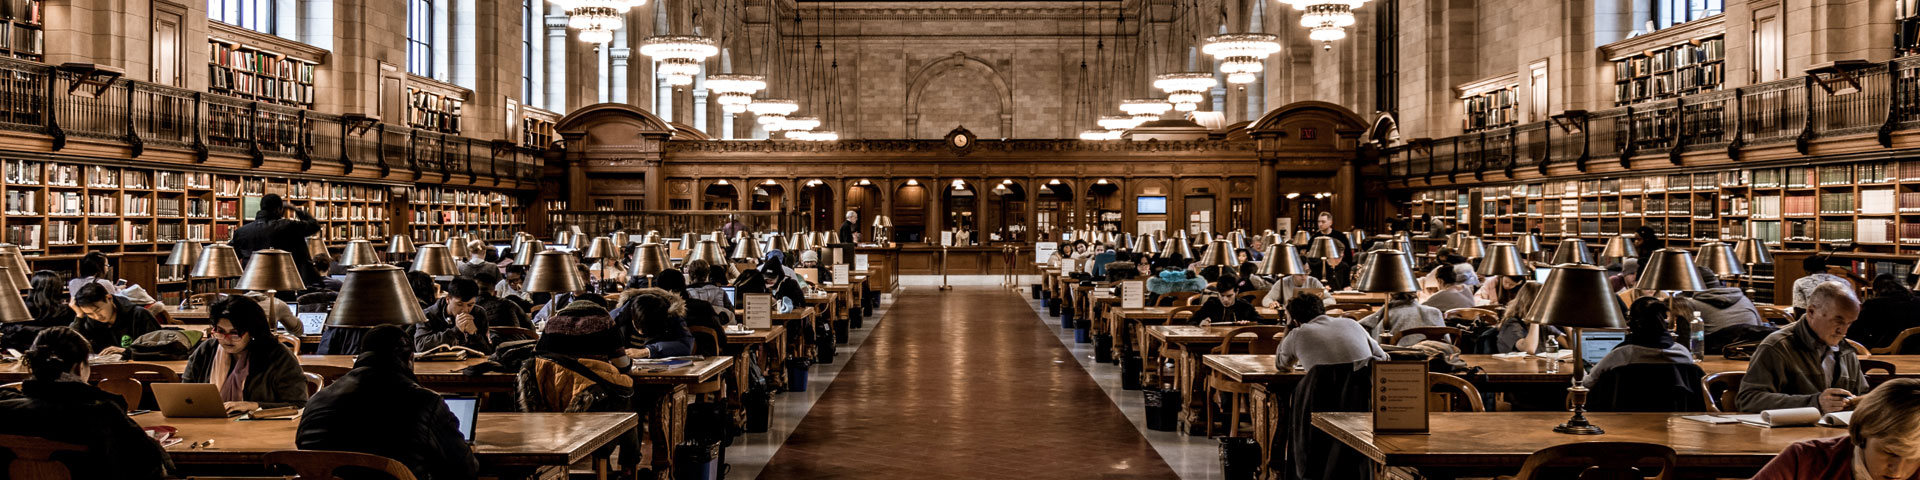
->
xmin=757 ymin=286 xmax=1178 ymax=479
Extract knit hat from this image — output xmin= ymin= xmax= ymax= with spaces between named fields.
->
xmin=799 ymin=250 xmax=819 ymax=264
xmin=537 ymin=300 xmax=622 ymax=358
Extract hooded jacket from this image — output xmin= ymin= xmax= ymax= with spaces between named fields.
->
xmin=1677 ymin=287 xmax=1763 ymax=336
xmin=612 ymin=288 xmax=694 ymax=358
xmin=68 ymin=296 xmax=162 ymax=354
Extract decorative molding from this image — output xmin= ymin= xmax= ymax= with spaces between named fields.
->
xmin=799 ymin=4 xmax=1122 ymax=20
xmin=406 ymin=74 xmax=472 ymax=101
xmin=663 ymin=138 xmax=1256 ymax=154
xmin=1599 ymin=14 xmax=1726 ymax=60
xmin=209 ymin=22 xmax=331 ymax=64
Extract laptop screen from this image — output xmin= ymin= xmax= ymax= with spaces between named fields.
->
xmin=1532 ymin=268 xmax=1552 ymax=283
xmin=297 ymin=312 xmax=329 ymax=336
xmin=1579 ymin=329 xmax=1628 ymax=372
xmin=722 ymin=286 xmax=737 ymax=306
xmin=443 ymin=397 xmax=479 ymax=443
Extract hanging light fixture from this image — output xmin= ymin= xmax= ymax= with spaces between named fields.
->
xmin=1280 ymin=0 xmax=1366 ymax=49
xmin=559 ymin=0 xmax=641 ymax=44
xmin=707 ymin=74 xmax=767 ymax=114
xmin=1154 ymin=72 xmax=1217 ymax=112
xmin=749 ymin=98 xmax=799 ymax=129
xmin=639 ymin=35 xmax=719 ymax=86
xmin=779 ymin=116 xmax=821 ymax=132
xmin=1119 ymin=98 xmax=1173 ymax=123
xmin=1098 ymin=115 xmax=1141 ymax=130
xmin=1202 ymin=33 xmax=1281 ymax=84
xmin=1078 ymin=130 xmax=1110 ymax=141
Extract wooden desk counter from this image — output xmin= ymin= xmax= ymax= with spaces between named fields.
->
xmin=1313 ymin=412 xmax=1835 ymax=477
xmin=138 ymin=412 xmax=637 ymax=478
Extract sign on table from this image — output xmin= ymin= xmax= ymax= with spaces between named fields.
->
xmin=854 ymin=254 xmax=870 ymax=271
xmin=940 ymin=231 xmax=954 ymax=247
xmin=1372 ymin=360 xmax=1429 ymax=434
xmin=1034 ymin=242 xmax=1058 ymax=264
xmin=1122 ymin=281 xmax=1145 ymax=309
xmin=832 ymin=264 xmax=849 ymax=285
xmin=744 ymin=294 xmax=773 ymax=329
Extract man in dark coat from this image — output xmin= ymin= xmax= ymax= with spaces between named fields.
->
xmin=416 ymin=277 xmax=494 ymax=354
xmin=298 ymin=325 xmax=479 ymax=480
xmin=229 ymin=194 xmax=323 ymax=288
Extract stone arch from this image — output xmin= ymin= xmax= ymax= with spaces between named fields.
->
xmin=904 ymin=52 xmax=1013 ymax=139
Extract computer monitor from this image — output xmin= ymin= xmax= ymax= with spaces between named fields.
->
xmin=722 ymin=286 xmax=738 ymax=307
xmin=443 ymin=396 xmax=479 ymax=443
xmin=1578 ymin=329 xmax=1628 ymax=372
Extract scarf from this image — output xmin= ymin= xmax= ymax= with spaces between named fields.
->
xmin=208 ymin=349 xmax=250 ymax=402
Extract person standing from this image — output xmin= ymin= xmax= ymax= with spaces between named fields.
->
xmin=839 ymin=210 xmax=860 ymax=244
xmin=1310 ymin=212 xmax=1353 ymax=290
xmin=229 ymin=194 xmax=323 ymax=288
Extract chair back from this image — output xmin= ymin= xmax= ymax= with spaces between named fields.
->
xmin=1156 ymin=291 xmax=1199 ymax=306
xmin=687 ymin=326 xmax=722 ymax=357
xmin=1427 ymin=372 xmax=1485 ymax=412
xmin=1443 ymin=307 xmax=1499 ymax=327
xmin=1392 ymin=326 xmax=1465 ymax=346
xmin=302 ymin=372 xmax=324 ymax=397
xmin=1587 ymin=363 xmax=1707 ymax=413
xmin=276 ymin=333 xmax=301 ymax=352
xmin=1756 ymin=305 xmax=1793 ymax=325
xmin=1234 ymin=292 xmax=1262 ymax=306
xmin=1701 ymin=371 xmax=1745 ymax=413
xmin=294 ymin=292 xmax=338 ymax=314
xmin=91 ymin=362 xmax=180 ymax=412
xmin=1511 ymin=442 xmax=1676 ymax=480
xmin=301 ymin=364 xmax=353 ymax=383
xmin=1872 ymin=326 xmax=1920 ymax=355
xmin=1147 ymin=305 xmax=1202 ymax=326
xmin=262 ymin=449 xmax=418 ymax=480
xmin=0 ymin=434 xmax=86 ymax=480
xmin=1211 ymin=326 xmax=1286 ymax=355
xmin=1862 ymin=358 xmax=1897 ymax=376
xmin=1327 ymin=302 xmax=1371 ymax=313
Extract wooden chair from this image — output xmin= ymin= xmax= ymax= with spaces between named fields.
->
xmin=1757 ymin=305 xmax=1793 ymax=325
xmin=1155 ymin=291 xmax=1199 ymax=306
xmin=1870 ymin=326 xmax=1920 ymax=355
xmin=1848 ymin=338 xmax=1872 ymax=358
xmin=275 ymin=333 xmax=301 ymax=352
xmin=1702 ymin=371 xmax=1745 ymax=413
xmin=91 ymin=362 xmax=180 ymax=412
xmin=1443 ymin=307 xmax=1499 ymax=327
xmin=1203 ymin=326 xmax=1286 ymax=437
xmin=0 ymin=434 xmax=86 ymax=480
xmin=1428 ymin=372 xmax=1485 ymax=412
xmin=1862 ymin=358 xmax=1897 ymax=376
xmin=1392 ymin=326 xmax=1465 ymax=346
xmin=684 ymin=326 xmax=727 ymax=400
xmin=302 ymin=372 xmax=324 ymax=397
xmin=262 ymin=450 xmax=417 ymax=480
xmin=1506 ymin=442 xmax=1677 ymax=480
xmin=301 ymin=365 xmax=352 ymax=383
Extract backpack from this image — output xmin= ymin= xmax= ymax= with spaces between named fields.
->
xmin=1382 ymin=341 xmax=1475 ymax=376
xmin=459 ymin=339 xmax=537 ymax=376
xmin=1460 ymin=323 xmax=1502 ymax=355
xmin=128 ymin=329 xmax=195 ymax=361
xmin=516 ymin=352 xmax=634 ymax=413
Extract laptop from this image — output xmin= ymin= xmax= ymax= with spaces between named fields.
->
xmin=721 ymin=286 xmax=738 ymax=307
xmin=1533 ymin=268 xmax=1552 ymax=283
xmin=443 ymin=396 xmax=479 ymax=443
xmin=1578 ymin=329 xmax=1628 ymax=372
xmin=298 ymin=312 xmax=329 ymax=336
xmin=151 ymin=383 xmax=236 ymax=418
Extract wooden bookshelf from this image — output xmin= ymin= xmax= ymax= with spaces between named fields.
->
xmin=1462 ymin=85 xmax=1518 ymax=133
xmin=207 ymin=38 xmax=318 ymax=109
xmin=522 ymin=116 xmax=556 ymax=149
xmin=1613 ymin=35 xmax=1725 ymax=106
xmin=407 ymin=87 xmax=463 ymax=135
xmin=0 ymin=0 xmax=43 ymax=61
xmin=404 ymin=186 xmax=526 ymax=244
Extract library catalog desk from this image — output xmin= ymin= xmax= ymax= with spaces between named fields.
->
xmin=139 ymin=412 xmax=638 ymax=480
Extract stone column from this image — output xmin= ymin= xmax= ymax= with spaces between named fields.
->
xmin=1255 ymin=157 xmax=1275 ymax=232
xmin=610 ymin=47 xmax=631 ymax=104
xmin=545 ymin=15 xmax=570 ymax=111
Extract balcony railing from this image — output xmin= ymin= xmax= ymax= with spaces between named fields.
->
xmin=1388 ymin=56 xmax=1920 ymax=183
xmin=0 ymin=56 xmax=540 ymax=185
xmin=546 ymin=210 xmax=808 ymax=240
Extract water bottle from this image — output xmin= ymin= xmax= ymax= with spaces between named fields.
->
xmin=1543 ymin=336 xmax=1561 ymax=374
xmin=1690 ymin=311 xmax=1707 ymax=361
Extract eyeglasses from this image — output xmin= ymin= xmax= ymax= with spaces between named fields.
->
xmin=208 ymin=328 xmax=247 ymax=338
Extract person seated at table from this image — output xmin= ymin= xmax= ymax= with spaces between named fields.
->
xmin=518 ymin=298 xmax=641 ymax=475
xmin=1492 ymin=277 xmax=1562 ymax=355
xmin=1091 ymin=244 xmax=1118 ymax=278
xmin=1422 ymin=264 xmax=1477 ymax=313
xmin=495 ymin=265 xmax=530 ymax=302
xmin=474 ymin=270 xmax=532 ymax=331
xmin=2 ymin=270 xmax=75 ymax=352
xmin=1740 ymin=281 xmax=1868 ymax=413
xmin=311 ymin=253 xmax=344 ymax=291
xmin=683 ymin=260 xmax=735 ymax=317
xmin=1237 ymin=262 xmax=1270 ymax=292
xmin=416 ymin=277 xmax=494 ymax=354
xmin=1753 ymin=377 xmax=1920 ymax=480
xmin=759 ymin=261 xmax=807 ymax=310
xmin=613 ymin=287 xmax=693 ymax=360
xmin=1189 ymin=277 xmax=1264 ymax=325
xmin=646 ymin=269 xmax=725 ymax=334
xmin=798 ymin=249 xmax=832 ymax=285
xmin=67 ymin=282 xmax=160 ymax=356
xmin=118 ymin=285 xmax=176 ymax=326
xmin=298 ymin=324 xmax=479 ymax=480
xmin=0 ymin=327 xmax=172 ymax=479
xmin=408 ymin=270 xmax=439 ymax=311
xmin=1674 ymin=265 xmax=1772 ymax=354
xmin=1473 ymin=273 xmax=1530 ymax=307
xmin=1606 ymin=258 xmax=1638 ymax=292
xmin=1147 ymin=267 xmax=1205 ymax=303
xmin=458 ymin=239 xmax=502 ymax=280
xmin=241 ymin=289 xmax=302 ymax=334
xmin=182 ymin=297 xmax=309 ymax=412
xmin=66 ymin=251 xmax=118 ymax=301
xmin=1274 ymin=294 xmax=1387 ymax=371
xmin=733 ymin=267 xmax=768 ymax=297
xmin=1793 ymin=255 xmax=1854 ymax=319
xmin=1415 ymin=253 xmax=1464 ymax=302
xmin=1262 ymin=269 xmax=1326 ymax=309
xmin=1850 ymin=273 xmax=1920 ymax=352
xmin=1582 ymin=297 xmax=1694 ymax=389
xmin=1066 ymin=240 xmax=1094 ymax=276
xmin=1359 ymin=292 xmax=1445 ymax=346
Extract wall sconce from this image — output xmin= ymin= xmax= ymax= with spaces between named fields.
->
xmin=56 ymin=63 xmax=123 ymax=98
xmin=341 ymin=113 xmax=381 ymax=136
xmin=1549 ymin=110 xmax=1590 ymax=133
xmin=1806 ymin=60 xmax=1871 ymax=96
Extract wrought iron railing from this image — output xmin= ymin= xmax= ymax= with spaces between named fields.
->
xmin=1387 ymin=56 xmax=1920 ymax=182
xmin=0 ymin=56 xmax=539 ymax=184
xmin=545 ymin=210 xmax=808 ymax=239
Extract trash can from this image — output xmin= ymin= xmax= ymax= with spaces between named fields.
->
xmin=1093 ymin=334 xmax=1113 ymax=363
xmin=1073 ymin=318 xmax=1091 ymax=344
xmin=1143 ymin=388 xmax=1182 ymax=431
xmin=674 ymin=440 xmax=722 ymax=480
xmin=849 ymin=307 xmax=863 ymax=330
xmin=1120 ymin=353 xmax=1143 ymax=390
xmin=834 ymin=320 xmax=850 ymax=344
xmin=786 ymin=359 xmax=813 ymax=392
xmin=1060 ymin=309 xmax=1074 ymax=330
xmin=743 ymin=389 xmax=772 ymax=433
xmin=1031 ymin=285 xmax=1042 ymax=299
xmin=1048 ymin=299 xmax=1060 ymax=317
xmin=1219 ymin=437 xmax=1260 ymax=480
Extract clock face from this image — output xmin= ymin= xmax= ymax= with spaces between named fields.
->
xmin=953 ymin=135 xmax=969 ymax=148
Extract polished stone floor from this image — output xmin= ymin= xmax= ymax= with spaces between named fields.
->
xmin=753 ymin=283 xmax=1181 ymax=479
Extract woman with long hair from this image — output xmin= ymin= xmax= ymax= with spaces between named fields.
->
xmin=0 ymin=327 xmax=172 ymax=478
xmin=181 ymin=297 xmax=309 ymax=413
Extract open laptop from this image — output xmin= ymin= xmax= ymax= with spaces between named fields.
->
xmin=151 ymin=383 xmax=236 ymax=418
xmin=443 ymin=396 xmax=479 ymax=443
xmin=722 ymin=286 xmax=738 ymax=307
xmin=298 ymin=312 xmax=329 ymax=336
xmin=1578 ymin=329 xmax=1628 ymax=372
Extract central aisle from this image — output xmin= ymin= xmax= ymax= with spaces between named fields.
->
xmin=756 ymin=286 xmax=1179 ymax=479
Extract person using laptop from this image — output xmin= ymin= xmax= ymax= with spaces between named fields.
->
xmin=181 ymin=297 xmax=309 ymax=413
xmin=299 ymin=325 xmax=479 ymax=480
xmin=0 ymin=327 xmax=173 ymax=478
xmin=1582 ymin=297 xmax=1695 ymax=389
xmin=683 ymin=260 xmax=736 ymax=324
xmin=473 ymin=270 xmax=531 ymax=331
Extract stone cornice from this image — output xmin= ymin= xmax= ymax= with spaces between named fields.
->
xmin=663 ymin=138 xmax=1255 ymax=157
xmin=796 ymin=3 xmax=1122 ymax=20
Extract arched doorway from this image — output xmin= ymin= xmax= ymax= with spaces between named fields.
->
xmin=702 ymin=181 xmax=739 ymax=210
xmin=986 ymin=179 xmax=1027 ymax=243
xmin=890 ymin=179 xmax=930 ymax=242
xmin=750 ymin=180 xmax=786 ymax=211
xmin=846 ymin=180 xmax=883 ymax=242
xmin=796 ymin=180 xmax=835 ymax=232
xmin=943 ymin=179 xmax=978 ymax=244
xmin=1085 ymin=179 xmax=1123 ymax=235
xmin=1035 ymin=179 xmax=1074 ymax=241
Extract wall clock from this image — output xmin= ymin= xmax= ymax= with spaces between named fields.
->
xmin=944 ymin=126 xmax=977 ymax=156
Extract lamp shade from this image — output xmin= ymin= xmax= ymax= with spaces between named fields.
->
xmin=1290 ymin=231 xmax=1312 ymax=247
xmin=1306 ymin=237 xmax=1343 ymax=263
xmin=1695 ymin=242 xmax=1746 ymax=277
xmin=1228 ymin=231 xmax=1248 ymax=250
xmin=446 ymin=236 xmax=471 ymax=260
xmin=305 ymin=236 xmax=327 ymax=256
xmin=0 ymin=266 xmax=30 ymax=323
xmin=1357 ymin=250 xmax=1420 ymax=293
xmin=1196 ymin=240 xmax=1235 ymax=267
xmin=681 ymin=233 xmax=698 ymax=251
xmin=639 ymin=232 xmax=661 ymax=245
xmin=1456 ymin=236 xmax=1487 ymax=259
xmin=1636 ymin=248 xmax=1705 ymax=292
xmin=1477 ymin=243 xmax=1531 ymax=277
xmin=1258 ymin=245 xmax=1309 ymax=276
xmin=513 ymin=243 xmax=543 ymax=265
xmin=1133 ymin=234 xmax=1161 ymax=255
xmin=791 ymin=233 xmax=812 ymax=251
xmin=555 ymin=231 xmax=574 ymax=248
xmin=1347 ymin=228 xmax=1367 ymax=249
xmin=766 ymin=235 xmax=792 ymax=254
xmin=1160 ymin=238 xmax=1195 ymax=259
xmin=234 ymin=248 xmax=306 ymax=291
xmin=565 ymin=232 xmax=584 ymax=251
xmin=610 ymin=232 xmax=631 ymax=248
xmin=1196 ymin=231 xmax=1216 ymax=248
xmin=0 ymin=245 xmax=27 ymax=288
xmin=688 ymin=239 xmax=726 ymax=266
xmin=1550 ymin=238 xmax=1594 ymax=265
xmin=1514 ymin=234 xmax=1543 ymax=257
xmin=327 ymin=264 xmax=427 ymax=327
xmin=190 ymin=243 xmax=245 ymax=278
xmin=387 ymin=235 xmax=416 ymax=255
xmin=339 ymin=239 xmax=382 ymax=267
xmin=1600 ymin=235 xmax=1637 ymax=260
xmin=731 ymin=235 xmax=765 ymax=261
xmin=1446 ymin=231 xmax=1468 ymax=250
xmin=526 ymin=250 xmax=584 ymax=293
xmin=584 ymin=237 xmax=617 ymax=260
xmin=1525 ymin=264 xmax=1626 ymax=329
xmin=630 ymin=243 xmax=670 ymax=278
xmin=411 ymin=244 xmax=459 ymax=276
xmin=165 ymin=240 xmax=203 ymax=267
xmin=1733 ymin=238 xmax=1773 ymax=265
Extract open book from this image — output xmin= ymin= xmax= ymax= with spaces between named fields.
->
xmin=414 ymin=344 xmax=487 ymax=362
xmin=1683 ymin=407 xmax=1852 ymax=428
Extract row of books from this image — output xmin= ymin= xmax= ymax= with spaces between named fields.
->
xmin=0 ymin=20 xmax=43 ymax=59
xmin=1817 ymin=220 xmax=1855 ymax=243
xmin=208 ymin=42 xmax=318 ymax=107
xmin=1781 ymin=195 xmax=1817 ymax=217
xmin=4 ymin=189 xmax=32 ymax=215
xmin=407 ymin=88 xmax=463 ymax=134
xmin=46 ymin=163 xmax=76 ymax=186
xmin=1858 ymin=219 xmax=1896 ymax=244
xmin=1819 ymin=192 xmax=1856 ymax=214
xmin=4 ymin=224 xmax=36 ymax=249
xmin=327 ymin=224 xmax=387 ymax=241
xmin=3 ymin=160 xmax=38 ymax=184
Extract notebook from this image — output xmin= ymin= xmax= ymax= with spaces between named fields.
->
xmin=443 ymin=396 xmax=479 ymax=443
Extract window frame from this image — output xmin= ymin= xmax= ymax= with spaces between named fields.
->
xmin=209 ymin=0 xmax=276 ymax=35
xmin=1650 ymin=0 xmax=1723 ymax=31
xmin=407 ymin=0 xmax=435 ymax=77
